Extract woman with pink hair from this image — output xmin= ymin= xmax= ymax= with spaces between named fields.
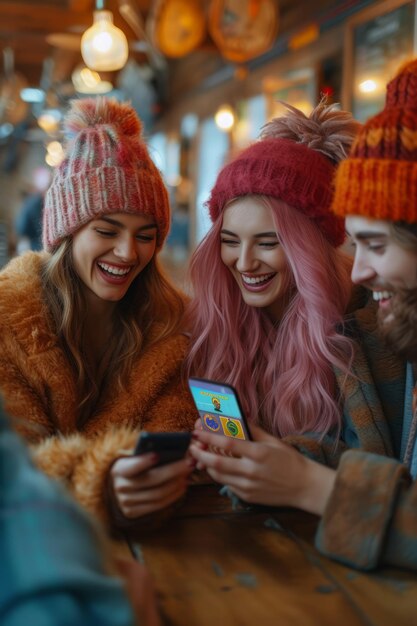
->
xmin=187 ymin=101 xmax=365 ymax=512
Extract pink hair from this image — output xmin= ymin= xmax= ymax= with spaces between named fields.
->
xmin=186 ymin=196 xmax=354 ymax=438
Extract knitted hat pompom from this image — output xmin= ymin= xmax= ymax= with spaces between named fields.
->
xmin=261 ymin=100 xmax=360 ymax=164
xmin=208 ymin=99 xmax=360 ymax=247
xmin=64 ymin=97 xmax=142 ymax=143
xmin=43 ymin=97 xmax=170 ymax=251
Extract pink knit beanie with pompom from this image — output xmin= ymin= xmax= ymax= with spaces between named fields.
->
xmin=43 ymin=97 xmax=169 ymax=251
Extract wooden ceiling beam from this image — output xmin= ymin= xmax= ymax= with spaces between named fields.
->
xmin=0 ymin=3 xmax=91 ymax=34
xmin=0 ymin=0 xmax=152 ymax=31
xmin=0 ymin=2 xmax=144 ymax=43
xmin=69 ymin=0 xmax=93 ymax=10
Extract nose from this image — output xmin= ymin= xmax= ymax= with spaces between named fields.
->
xmin=235 ymin=244 xmax=259 ymax=273
xmin=350 ymin=250 xmax=375 ymax=285
xmin=114 ymin=236 xmax=137 ymax=262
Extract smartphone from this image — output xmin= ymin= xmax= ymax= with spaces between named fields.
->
xmin=134 ymin=432 xmax=191 ymax=466
xmin=188 ymin=377 xmax=252 ymax=441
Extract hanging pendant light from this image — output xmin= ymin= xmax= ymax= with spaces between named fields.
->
xmin=72 ymin=64 xmax=113 ymax=94
xmin=81 ymin=0 xmax=129 ymax=72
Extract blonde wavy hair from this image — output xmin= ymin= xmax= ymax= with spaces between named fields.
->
xmin=42 ymin=239 xmax=185 ymax=427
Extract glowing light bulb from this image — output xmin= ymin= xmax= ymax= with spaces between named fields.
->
xmin=92 ymin=32 xmax=112 ymax=53
xmin=359 ymin=79 xmax=377 ymax=94
xmin=46 ymin=141 xmax=64 ymax=166
xmin=72 ymin=65 xmax=113 ymax=94
xmin=81 ymin=10 xmax=128 ymax=72
xmin=80 ymin=68 xmax=100 ymax=88
xmin=215 ymin=105 xmax=235 ymax=131
xmin=37 ymin=109 xmax=62 ymax=134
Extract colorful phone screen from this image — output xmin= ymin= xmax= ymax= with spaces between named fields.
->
xmin=188 ymin=377 xmax=251 ymax=440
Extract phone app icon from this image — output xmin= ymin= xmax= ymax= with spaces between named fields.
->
xmin=202 ymin=413 xmax=221 ymax=432
xmin=220 ymin=416 xmax=245 ymax=439
xmin=226 ymin=420 xmax=238 ymax=436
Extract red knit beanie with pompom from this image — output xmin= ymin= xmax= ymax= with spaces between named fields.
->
xmin=43 ymin=97 xmax=169 ymax=251
xmin=208 ymin=101 xmax=361 ymax=247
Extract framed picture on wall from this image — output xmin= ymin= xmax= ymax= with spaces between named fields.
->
xmin=343 ymin=0 xmax=416 ymax=121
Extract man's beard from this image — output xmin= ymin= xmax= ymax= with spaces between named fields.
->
xmin=377 ymin=288 xmax=417 ymax=362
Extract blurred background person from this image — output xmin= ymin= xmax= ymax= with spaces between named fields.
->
xmin=15 ymin=166 xmax=51 ymax=253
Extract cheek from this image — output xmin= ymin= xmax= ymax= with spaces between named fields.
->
xmin=373 ymin=258 xmax=392 ymax=279
xmin=140 ymin=243 xmax=156 ymax=266
xmin=71 ymin=234 xmax=96 ymax=277
xmin=397 ymin=251 xmax=417 ymax=286
xmin=220 ymin=247 xmax=234 ymax=267
xmin=273 ymin=251 xmax=290 ymax=276
xmin=403 ymin=264 xmax=417 ymax=288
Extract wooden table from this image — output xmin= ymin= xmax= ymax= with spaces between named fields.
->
xmin=127 ymin=482 xmax=417 ymax=626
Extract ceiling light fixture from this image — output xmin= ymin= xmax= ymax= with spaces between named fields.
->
xmin=214 ymin=105 xmax=235 ymax=132
xmin=72 ymin=64 xmax=113 ymax=94
xmin=81 ymin=0 xmax=129 ymax=72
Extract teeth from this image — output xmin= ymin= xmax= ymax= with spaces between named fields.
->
xmin=242 ymin=273 xmax=275 ymax=285
xmin=98 ymin=262 xmax=131 ymax=276
xmin=373 ymin=290 xmax=393 ymax=301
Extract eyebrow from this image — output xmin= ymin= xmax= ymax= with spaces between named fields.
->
xmin=221 ymin=229 xmax=277 ymax=238
xmin=98 ymin=216 xmax=157 ymax=230
xmin=346 ymin=230 xmax=388 ymax=240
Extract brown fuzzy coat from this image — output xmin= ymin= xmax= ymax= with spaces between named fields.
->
xmin=0 ymin=252 xmax=197 ymax=527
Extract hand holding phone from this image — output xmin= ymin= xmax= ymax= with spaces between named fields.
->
xmin=188 ymin=377 xmax=252 ymax=441
xmin=134 ymin=432 xmax=191 ymax=467
xmin=111 ymin=434 xmax=193 ymax=519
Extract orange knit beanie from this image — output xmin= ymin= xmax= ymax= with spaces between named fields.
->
xmin=332 ymin=58 xmax=417 ymax=224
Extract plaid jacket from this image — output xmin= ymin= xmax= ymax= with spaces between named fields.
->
xmin=286 ymin=300 xmax=405 ymax=465
xmin=288 ymin=301 xmax=416 ymax=571
xmin=0 ymin=406 xmax=135 ymax=626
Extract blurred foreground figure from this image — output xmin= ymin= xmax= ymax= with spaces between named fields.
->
xmin=0 ymin=401 xmax=160 ymax=626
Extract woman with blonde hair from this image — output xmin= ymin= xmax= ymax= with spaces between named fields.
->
xmin=0 ymin=97 xmax=196 ymax=531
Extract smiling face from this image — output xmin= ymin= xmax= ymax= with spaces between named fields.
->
xmin=346 ymin=216 xmax=417 ymax=320
xmin=71 ymin=212 xmax=157 ymax=307
xmin=220 ymin=197 xmax=293 ymax=322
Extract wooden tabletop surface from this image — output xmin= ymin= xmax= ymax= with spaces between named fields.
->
xmin=126 ymin=481 xmax=417 ymax=626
